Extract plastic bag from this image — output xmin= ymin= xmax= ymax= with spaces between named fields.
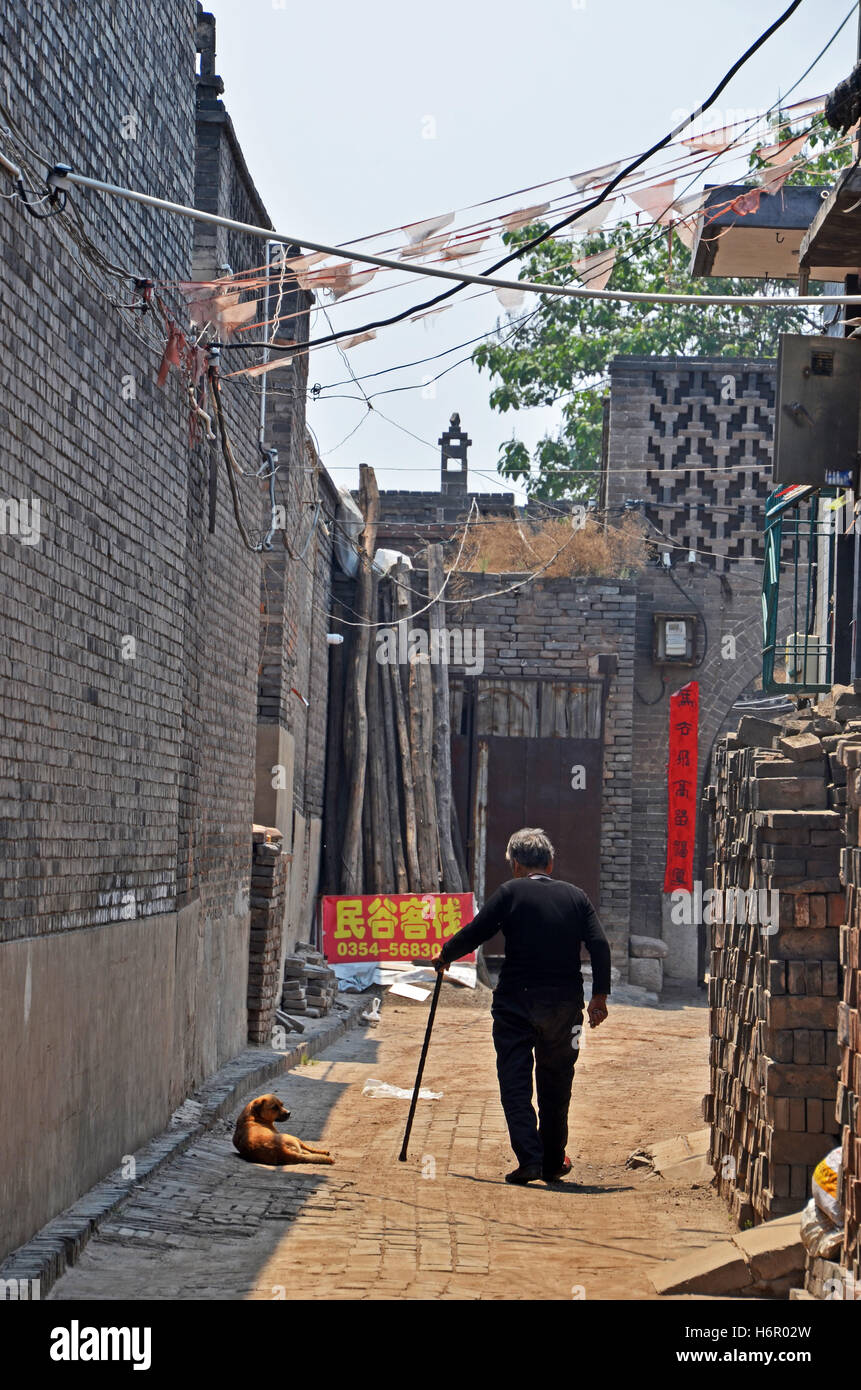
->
xmin=361 ymin=1077 xmax=442 ymax=1101
xmin=799 ymin=1197 xmax=843 ymax=1260
xmin=812 ymin=1146 xmax=843 ymax=1226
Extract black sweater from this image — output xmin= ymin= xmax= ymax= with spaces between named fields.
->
xmin=439 ymin=875 xmax=612 ymax=997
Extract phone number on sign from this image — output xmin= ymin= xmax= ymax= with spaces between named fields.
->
xmin=335 ymin=941 xmax=437 ymax=959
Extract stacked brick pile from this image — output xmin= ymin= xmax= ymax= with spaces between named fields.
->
xmin=704 ymin=709 xmax=843 ymax=1225
xmin=281 ymin=947 xmax=338 ymax=1020
xmin=836 ymin=725 xmax=861 ymax=1292
xmin=247 ymin=826 xmax=288 ymax=1045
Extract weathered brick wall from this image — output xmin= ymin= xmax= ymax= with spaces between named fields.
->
xmin=194 ymin=12 xmax=337 ymax=966
xmin=605 ymin=356 xmax=794 ymax=978
xmin=836 ymin=723 xmax=861 ymax=1291
xmin=375 ymin=489 xmax=515 ymax=552
xmin=705 ymin=711 xmax=845 ymax=1226
xmin=258 ymin=452 xmax=337 ymax=808
xmin=704 ymin=685 xmax=861 ymax=1296
xmin=406 ymin=571 xmax=636 ymax=965
xmin=1 ymin=0 xmax=198 ymax=935
xmin=630 ymin=567 xmax=775 ymax=976
xmin=0 ymin=1 xmax=294 ymax=1258
xmin=257 ymin=428 xmax=338 ymax=959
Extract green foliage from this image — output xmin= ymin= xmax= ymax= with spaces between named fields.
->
xmin=474 ymin=115 xmax=851 ymax=500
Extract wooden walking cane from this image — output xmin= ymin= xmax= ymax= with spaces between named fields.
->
xmin=398 ymin=968 xmax=444 ymax=1162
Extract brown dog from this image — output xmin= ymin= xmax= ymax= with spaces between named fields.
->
xmin=232 ymin=1093 xmax=334 ymax=1166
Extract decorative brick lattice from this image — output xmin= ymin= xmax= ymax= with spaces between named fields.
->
xmin=642 ymin=366 xmax=775 ymax=572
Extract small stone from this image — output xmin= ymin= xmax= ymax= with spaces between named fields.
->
xmin=776 ymin=732 xmax=824 ymax=763
xmin=734 ymin=1213 xmax=804 ymax=1283
xmin=629 ymin=934 xmax=670 ymax=960
xmin=650 ymin=1241 xmax=753 ymax=1296
xmin=736 ymin=715 xmax=785 ymax=749
xmin=628 ymin=957 xmax=663 ymax=992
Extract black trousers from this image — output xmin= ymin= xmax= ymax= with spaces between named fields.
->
xmin=490 ymin=987 xmax=584 ymax=1170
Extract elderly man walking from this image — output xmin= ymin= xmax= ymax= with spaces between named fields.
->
xmin=432 ymin=827 xmax=610 ymax=1185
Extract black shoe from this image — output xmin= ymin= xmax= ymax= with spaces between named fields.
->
xmin=505 ymin=1163 xmax=542 ymax=1185
xmin=542 ymin=1154 xmax=572 ymax=1181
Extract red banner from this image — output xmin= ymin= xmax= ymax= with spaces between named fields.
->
xmin=663 ymin=680 xmax=699 ymax=892
xmin=321 ymin=893 xmax=476 ymax=964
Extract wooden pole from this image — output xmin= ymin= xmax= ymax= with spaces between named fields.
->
xmin=340 ymin=464 xmax=380 ymax=892
xmin=390 ymin=563 xmax=422 ymax=891
xmin=409 ymin=649 xmax=440 ymax=890
xmin=426 ymin=543 xmax=463 ymax=892
xmin=451 ymin=801 xmax=469 ymax=888
xmin=322 ymin=593 xmax=348 ymax=893
xmin=365 ymin=572 xmax=395 ymax=892
xmin=379 ymin=580 xmax=409 ymax=893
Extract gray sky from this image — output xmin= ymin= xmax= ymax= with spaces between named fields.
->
xmin=210 ymin=0 xmax=858 ymax=496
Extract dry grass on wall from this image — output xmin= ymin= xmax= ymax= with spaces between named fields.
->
xmin=449 ymin=515 xmax=648 ymax=582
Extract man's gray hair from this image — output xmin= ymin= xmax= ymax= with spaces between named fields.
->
xmin=506 ymin=827 xmax=555 ymax=870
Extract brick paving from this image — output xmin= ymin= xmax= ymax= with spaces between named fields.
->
xmin=49 ymin=992 xmax=737 ymax=1301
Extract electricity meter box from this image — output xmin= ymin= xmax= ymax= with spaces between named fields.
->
xmin=774 ymin=333 xmax=861 ymax=488
xmin=652 ymin=613 xmax=696 ymax=665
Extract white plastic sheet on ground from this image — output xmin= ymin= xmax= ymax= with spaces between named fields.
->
xmin=362 ymin=1077 xmax=442 ymax=1100
xmin=332 ymin=961 xmax=476 ymax=991
xmin=388 ymin=981 xmax=431 ymax=1001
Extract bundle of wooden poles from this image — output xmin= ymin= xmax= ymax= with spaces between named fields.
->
xmin=324 ymin=464 xmax=467 ymax=896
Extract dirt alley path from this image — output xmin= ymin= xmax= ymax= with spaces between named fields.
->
xmin=50 ymin=989 xmax=738 ymax=1301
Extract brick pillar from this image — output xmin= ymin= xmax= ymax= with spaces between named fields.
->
xmin=705 ymin=712 xmax=843 ymax=1227
xmin=247 ymin=826 xmax=288 ymax=1044
xmin=837 ymin=733 xmax=861 ymax=1293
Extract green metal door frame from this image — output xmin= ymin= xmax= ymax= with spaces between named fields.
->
xmin=762 ymin=484 xmax=840 ymax=695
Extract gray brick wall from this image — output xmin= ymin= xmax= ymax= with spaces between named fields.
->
xmin=0 ymin=0 xmax=333 ymax=1258
xmin=0 ymin=0 xmax=206 ymax=937
xmin=605 ymin=356 xmax=787 ymax=976
xmin=406 ymin=572 xmax=637 ymax=964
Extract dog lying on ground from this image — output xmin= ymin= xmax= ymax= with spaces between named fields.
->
xmin=232 ymin=1093 xmax=334 ymax=1166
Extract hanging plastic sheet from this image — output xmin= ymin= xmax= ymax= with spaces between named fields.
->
xmin=629 ymin=180 xmax=677 ymax=223
xmin=682 ymin=131 xmax=734 ymax=154
xmin=441 ymin=236 xmax=489 ymax=259
xmin=341 ymin=330 xmax=377 ymax=348
xmin=330 ymin=267 xmax=377 ymax=300
xmin=672 ymin=192 xmax=707 ymax=249
xmin=494 ymin=285 xmax=526 ymax=309
xmin=565 ymin=197 xmax=617 ymax=233
xmin=569 ymin=161 xmax=620 ymax=191
xmin=399 ymin=233 xmax=451 ymax=260
xmin=402 ymin=212 xmax=454 ymax=245
xmin=756 ymin=133 xmax=808 ymax=166
xmin=571 ymin=247 xmax=616 ymax=291
xmin=215 ymin=300 xmax=260 ymax=333
xmin=758 ymin=160 xmax=796 ymax=196
xmin=501 ymin=203 xmax=550 ymax=232
xmin=229 ymin=355 xmax=295 ymax=380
